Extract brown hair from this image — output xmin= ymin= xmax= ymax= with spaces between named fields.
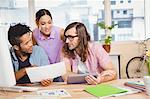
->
xmin=35 ymin=9 xmax=52 ymax=26
xmin=62 ymin=22 xmax=91 ymax=62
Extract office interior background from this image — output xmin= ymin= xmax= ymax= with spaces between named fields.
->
xmin=0 ymin=0 xmax=150 ymax=78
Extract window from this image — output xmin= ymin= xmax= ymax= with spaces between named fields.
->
xmin=0 ymin=0 xmax=29 ymax=26
xmin=118 ymin=21 xmax=131 ymax=28
xmin=128 ymin=0 xmax=131 ymax=3
xmin=0 ymin=0 xmax=147 ymax=41
xmin=112 ymin=0 xmax=145 ymax=41
xmin=120 ymin=0 xmax=124 ymax=3
xmin=34 ymin=0 xmax=104 ymax=41
xmin=0 ymin=0 xmax=28 ymax=43
xmin=123 ymin=10 xmax=127 ymax=14
xmin=111 ymin=1 xmax=116 ymax=5
xmin=117 ymin=10 xmax=120 ymax=14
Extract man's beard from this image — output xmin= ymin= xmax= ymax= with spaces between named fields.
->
xmin=21 ymin=51 xmax=31 ymax=57
xmin=68 ymin=43 xmax=79 ymax=51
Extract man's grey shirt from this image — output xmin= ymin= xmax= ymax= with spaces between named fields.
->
xmin=10 ymin=45 xmax=49 ymax=72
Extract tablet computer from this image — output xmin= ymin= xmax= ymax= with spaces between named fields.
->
xmin=67 ymin=74 xmax=87 ymax=84
xmin=67 ymin=74 xmax=97 ymax=84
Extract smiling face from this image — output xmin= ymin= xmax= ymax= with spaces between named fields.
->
xmin=19 ymin=32 xmax=33 ymax=54
xmin=65 ymin=27 xmax=79 ymax=50
xmin=38 ymin=15 xmax=53 ymax=37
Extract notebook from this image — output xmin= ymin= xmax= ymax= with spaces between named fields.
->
xmin=85 ymin=84 xmax=128 ymax=97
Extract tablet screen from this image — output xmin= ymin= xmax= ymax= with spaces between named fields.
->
xmin=67 ymin=74 xmax=97 ymax=84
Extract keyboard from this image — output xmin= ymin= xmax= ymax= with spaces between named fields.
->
xmin=0 ymin=86 xmax=39 ymax=92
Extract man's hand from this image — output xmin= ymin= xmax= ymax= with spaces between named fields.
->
xmin=85 ymin=75 xmax=100 ymax=85
xmin=15 ymin=68 xmax=27 ymax=81
xmin=15 ymin=65 xmax=37 ymax=81
xmin=85 ymin=71 xmax=116 ymax=85
xmin=40 ymin=79 xmax=53 ymax=87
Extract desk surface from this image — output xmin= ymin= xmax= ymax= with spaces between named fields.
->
xmin=0 ymin=79 xmax=150 ymax=99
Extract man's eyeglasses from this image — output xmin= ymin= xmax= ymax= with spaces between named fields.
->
xmin=64 ymin=35 xmax=78 ymax=41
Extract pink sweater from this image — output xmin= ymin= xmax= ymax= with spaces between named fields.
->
xmin=68 ymin=42 xmax=111 ymax=74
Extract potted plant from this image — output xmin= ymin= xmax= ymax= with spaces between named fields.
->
xmin=102 ymin=35 xmax=112 ymax=53
xmin=97 ymin=22 xmax=117 ymax=53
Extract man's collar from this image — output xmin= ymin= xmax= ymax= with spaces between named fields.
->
xmin=10 ymin=47 xmax=18 ymax=61
xmin=10 ymin=47 xmax=31 ymax=61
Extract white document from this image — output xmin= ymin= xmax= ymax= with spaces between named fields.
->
xmin=37 ymin=89 xmax=71 ymax=97
xmin=26 ymin=61 xmax=66 ymax=83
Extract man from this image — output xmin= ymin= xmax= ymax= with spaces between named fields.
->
xmin=62 ymin=22 xmax=117 ymax=85
xmin=8 ymin=23 xmax=51 ymax=86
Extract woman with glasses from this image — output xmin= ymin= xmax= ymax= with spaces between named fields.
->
xmin=62 ymin=22 xmax=117 ymax=85
xmin=33 ymin=9 xmax=64 ymax=82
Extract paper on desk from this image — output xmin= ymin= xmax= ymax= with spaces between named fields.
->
xmin=37 ymin=89 xmax=71 ymax=97
xmin=26 ymin=61 xmax=66 ymax=83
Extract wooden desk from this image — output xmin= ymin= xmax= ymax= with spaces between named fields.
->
xmin=0 ymin=79 xmax=150 ymax=99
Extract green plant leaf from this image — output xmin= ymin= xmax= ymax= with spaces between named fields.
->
xmin=108 ymin=24 xmax=118 ymax=30
xmin=97 ymin=22 xmax=106 ymax=29
xmin=97 ymin=22 xmax=117 ymax=30
xmin=97 ymin=22 xmax=117 ymax=45
xmin=104 ymin=36 xmax=112 ymax=45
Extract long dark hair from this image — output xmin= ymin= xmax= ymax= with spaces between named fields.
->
xmin=62 ymin=22 xmax=91 ymax=62
xmin=35 ymin=9 xmax=52 ymax=25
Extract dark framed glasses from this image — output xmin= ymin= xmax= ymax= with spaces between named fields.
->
xmin=64 ymin=35 xmax=78 ymax=41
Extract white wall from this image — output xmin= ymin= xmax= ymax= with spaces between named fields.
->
xmin=110 ymin=41 xmax=145 ymax=78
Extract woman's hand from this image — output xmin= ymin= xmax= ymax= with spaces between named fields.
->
xmin=40 ymin=79 xmax=53 ymax=86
